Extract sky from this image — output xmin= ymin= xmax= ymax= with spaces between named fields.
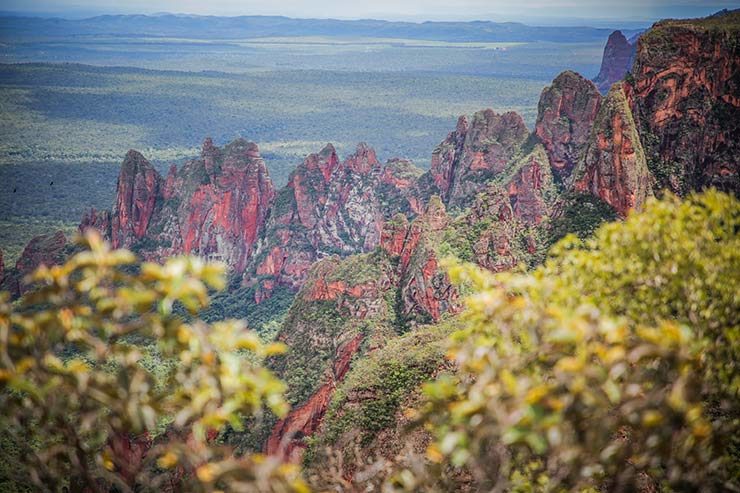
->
xmin=2 ymin=0 xmax=739 ymax=25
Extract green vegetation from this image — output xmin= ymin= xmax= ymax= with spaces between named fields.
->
xmin=547 ymin=192 xmax=617 ymax=244
xmin=202 ymin=282 xmax=296 ymax=338
xmin=0 ymin=231 xmax=306 ymax=492
xmin=315 ymin=320 xmax=458 ymax=451
xmin=401 ymin=190 xmax=739 ymax=492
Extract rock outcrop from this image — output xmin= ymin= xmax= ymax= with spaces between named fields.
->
xmin=0 ymin=230 xmax=69 ymax=298
xmin=593 ymin=30 xmax=637 ymax=93
xmin=626 ymin=11 xmax=740 ymax=194
xmin=574 ymin=83 xmax=653 ymax=217
xmin=383 ymin=197 xmax=461 ymax=325
xmin=14 ymin=230 xmax=68 ymax=279
xmin=416 ymin=110 xmax=529 ymax=209
xmin=111 ymin=150 xmax=163 ymax=250
xmin=536 ymin=71 xmax=602 ymax=182
xmin=174 ymin=138 xmax=275 ymax=272
xmin=79 ymin=208 xmax=112 ymax=237
xmin=96 ymin=138 xmax=276 ymax=273
xmin=246 ymin=143 xmax=417 ymax=301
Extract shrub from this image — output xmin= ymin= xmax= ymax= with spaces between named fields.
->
xmin=0 ymin=231 xmax=307 ymax=492
xmin=396 ymin=191 xmax=739 ymax=492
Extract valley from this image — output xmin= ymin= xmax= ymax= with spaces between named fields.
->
xmin=0 ymin=7 xmax=738 ymax=493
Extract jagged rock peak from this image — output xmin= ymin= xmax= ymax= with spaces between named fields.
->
xmin=422 ymin=108 xmax=529 ymax=209
xmin=536 ymin=70 xmax=602 ymax=182
xmin=593 ymin=30 xmax=636 ymax=94
xmin=344 ymin=142 xmax=381 ymax=174
xmin=224 ymin=137 xmax=263 ymax=161
xmin=455 ymin=114 xmax=469 ymax=134
xmin=112 ymin=150 xmax=162 ymax=249
xmin=301 ymin=143 xmax=339 ymax=182
xmin=574 ymin=82 xmax=652 ymax=217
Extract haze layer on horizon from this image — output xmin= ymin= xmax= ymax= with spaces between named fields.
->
xmin=3 ymin=0 xmax=739 ymax=27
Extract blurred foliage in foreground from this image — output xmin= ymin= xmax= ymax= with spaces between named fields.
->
xmin=0 ymin=231 xmax=307 ymax=492
xmin=393 ymin=191 xmax=739 ymax=492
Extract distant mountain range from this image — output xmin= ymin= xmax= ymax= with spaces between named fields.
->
xmin=0 ymin=13 xmax=642 ymax=42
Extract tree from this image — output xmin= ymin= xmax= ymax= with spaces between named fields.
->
xmin=0 ymin=231 xmax=308 ymax=493
xmin=397 ymin=191 xmax=738 ymax=492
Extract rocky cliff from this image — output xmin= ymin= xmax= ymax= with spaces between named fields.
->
xmin=246 ymin=143 xmax=419 ymax=302
xmin=626 ymin=11 xmax=740 ymax=195
xmin=83 ymin=138 xmax=276 ymax=274
xmin=111 ymin=150 xmax=163 ymax=250
xmin=415 ymin=110 xmax=529 ymax=209
xmin=593 ymin=30 xmax=637 ymax=93
xmin=573 ymin=83 xmax=653 ymax=217
xmin=536 ymin=71 xmax=602 ymax=183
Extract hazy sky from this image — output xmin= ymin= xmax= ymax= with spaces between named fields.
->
xmin=3 ymin=0 xmax=740 ymax=24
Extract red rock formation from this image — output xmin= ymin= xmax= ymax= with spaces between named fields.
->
xmin=162 ymin=164 xmax=178 ymax=200
xmin=383 ymin=197 xmax=461 ymax=325
xmin=380 ymin=214 xmax=410 ymax=258
xmin=176 ymin=139 xmax=275 ymax=272
xmin=378 ymin=159 xmax=425 ymax=216
xmin=593 ymin=31 xmax=637 ymax=94
xmin=103 ymin=139 xmax=275 ymax=273
xmin=111 ymin=150 xmax=163 ymax=249
xmin=575 ymin=83 xmax=652 ymax=217
xmin=509 ymin=149 xmax=555 ymax=224
xmin=626 ymin=13 xmax=740 ymax=194
xmin=417 ymin=110 xmax=529 ymax=208
xmin=536 ymin=71 xmax=602 ymax=182
xmin=247 ymin=143 xmax=412 ymax=300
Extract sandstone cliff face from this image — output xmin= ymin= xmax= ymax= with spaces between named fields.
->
xmin=416 ymin=110 xmax=529 ymax=209
xmin=593 ymin=30 xmax=637 ymax=94
xmin=536 ymin=71 xmax=602 ymax=182
xmin=574 ymin=83 xmax=653 ymax=217
xmin=174 ymin=138 xmax=275 ymax=272
xmin=383 ymin=197 xmax=461 ymax=325
xmin=247 ymin=143 xmax=416 ymax=301
xmin=100 ymin=138 xmax=276 ymax=273
xmin=111 ymin=150 xmax=163 ymax=249
xmin=626 ymin=13 xmax=740 ymax=195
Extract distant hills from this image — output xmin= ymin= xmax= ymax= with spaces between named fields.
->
xmin=0 ymin=13 xmax=640 ymax=42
